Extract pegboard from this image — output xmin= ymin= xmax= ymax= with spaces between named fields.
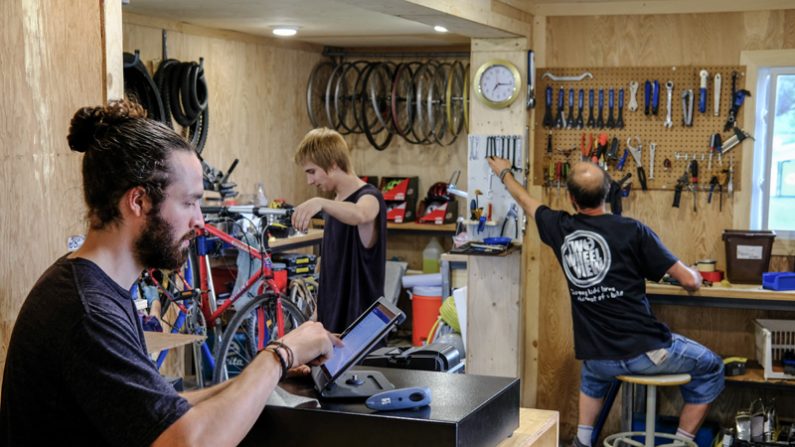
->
xmin=466 ymin=134 xmax=526 ymax=242
xmin=533 ymin=66 xmax=747 ymax=191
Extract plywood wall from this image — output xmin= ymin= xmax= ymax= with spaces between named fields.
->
xmin=0 ymin=0 xmax=106 ymax=383
xmin=534 ymin=9 xmax=795 ymax=440
xmin=122 ymin=14 xmax=325 ymax=207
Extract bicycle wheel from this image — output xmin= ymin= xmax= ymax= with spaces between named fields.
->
xmin=428 ymin=62 xmax=456 ymax=146
xmin=212 ymin=293 xmax=306 ymax=384
xmin=412 ymin=60 xmax=438 ymax=145
xmin=391 ymin=62 xmax=422 ymax=145
xmin=446 ymin=61 xmax=466 ymax=138
xmin=324 ymin=63 xmax=346 ymax=131
xmin=306 ymin=61 xmax=335 ymax=128
xmin=334 ymin=61 xmax=368 ymax=134
xmin=361 ymin=62 xmax=394 ymax=150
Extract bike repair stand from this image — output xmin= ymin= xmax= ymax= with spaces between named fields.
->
xmin=320 ymin=370 xmax=395 ymax=398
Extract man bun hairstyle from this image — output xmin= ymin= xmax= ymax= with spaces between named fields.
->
xmin=68 ymin=99 xmax=194 ymax=229
xmin=294 ymin=127 xmax=352 ymax=174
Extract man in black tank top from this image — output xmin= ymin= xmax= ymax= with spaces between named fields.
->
xmin=293 ymin=128 xmax=387 ymax=334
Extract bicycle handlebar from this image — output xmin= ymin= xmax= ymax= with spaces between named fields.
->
xmin=201 ymin=205 xmax=293 ymax=218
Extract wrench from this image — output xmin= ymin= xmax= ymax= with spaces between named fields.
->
xmin=713 ymin=73 xmax=722 ymax=116
xmin=698 ymin=69 xmax=709 ymax=113
xmin=628 ymin=81 xmax=639 ymax=112
xmin=663 ymin=81 xmax=674 ymax=128
xmin=567 ymin=89 xmax=575 ymax=129
xmin=682 ymin=89 xmax=694 ymax=126
xmin=596 ymin=89 xmax=605 ymax=129
xmin=627 ymin=136 xmax=647 ymax=190
xmin=555 ymin=87 xmax=565 ymax=128
xmin=574 ymin=89 xmax=584 ymax=128
xmin=649 ymin=142 xmax=656 ymax=179
xmin=606 ymin=89 xmax=615 ymax=128
xmin=586 ymin=89 xmax=595 ymax=128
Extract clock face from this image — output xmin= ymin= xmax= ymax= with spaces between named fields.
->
xmin=479 ymin=64 xmax=517 ymax=102
xmin=473 ymin=60 xmax=521 ymax=108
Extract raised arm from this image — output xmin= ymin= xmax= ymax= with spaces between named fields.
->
xmin=291 ymin=195 xmax=379 ymax=232
xmin=487 ymin=156 xmax=544 ymax=220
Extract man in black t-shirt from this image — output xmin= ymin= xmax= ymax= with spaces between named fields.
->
xmin=487 ymin=158 xmax=723 ymax=447
xmin=292 ymin=128 xmax=387 ymax=334
xmin=1 ymin=100 xmax=339 ymax=447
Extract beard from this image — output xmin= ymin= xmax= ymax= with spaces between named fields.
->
xmin=134 ymin=210 xmax=194 ymax=270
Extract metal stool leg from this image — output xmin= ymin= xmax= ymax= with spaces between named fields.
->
xmin=645 ymin=384 xmax=656 ymax=447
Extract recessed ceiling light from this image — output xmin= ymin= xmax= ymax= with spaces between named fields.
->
xmin=273 ymin=27 xmax=297 ymax=37
xmin=434 ymin=25 xmax=448 ymax=33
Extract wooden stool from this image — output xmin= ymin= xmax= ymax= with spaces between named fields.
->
xmin=602 ymin=374 xmax=696 ymax=447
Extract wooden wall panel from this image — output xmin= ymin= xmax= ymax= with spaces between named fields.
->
xmin=122 ymin=18 xmax=323 ymax=207
xmin=0 ymin=0 xmax=105 ymax=385
xmin=534 ymin=9 xmax=795 ymax=441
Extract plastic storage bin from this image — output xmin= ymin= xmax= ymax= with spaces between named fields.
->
xmin=762 ymin=272 xmax=795 ymax=291
xmin=753 ymin=319 xmax=795 ymax=380
xmin=722 ymin=230 xmax=776 ymax=283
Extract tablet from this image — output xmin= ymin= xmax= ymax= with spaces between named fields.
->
xmin=311 ymin=296 xmax=405 ymax=393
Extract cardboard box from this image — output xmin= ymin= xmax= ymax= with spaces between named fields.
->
xmin=380 ymin=176 xmax=419 ymax=202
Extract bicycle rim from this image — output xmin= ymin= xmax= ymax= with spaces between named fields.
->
xmin=306 ymin=61 xmax=335 ymax=128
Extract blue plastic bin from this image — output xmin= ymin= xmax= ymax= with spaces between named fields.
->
xmin=762 ymin=272 xmax=795 ymax=291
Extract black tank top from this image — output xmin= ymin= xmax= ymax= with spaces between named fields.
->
xmin=317 ymin=184 xmax=387 ymax=334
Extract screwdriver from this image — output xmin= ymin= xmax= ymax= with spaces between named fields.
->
xmin=555 ymin=161 xmax=563 ymax=196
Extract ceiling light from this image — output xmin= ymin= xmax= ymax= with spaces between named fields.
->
xmin=434 ymin=25 xmax=448 ymax=33
xmin=273 ymin=27 xmax=297 ymax=37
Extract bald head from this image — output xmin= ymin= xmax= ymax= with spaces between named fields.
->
xmin=566 ymin=162 xmax=611 ymax=209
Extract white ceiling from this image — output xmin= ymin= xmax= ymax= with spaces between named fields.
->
xmin=123 ymin=0 xmax=791 ymax=47
xmin=122 ymin=0 xmax=489 ymax=47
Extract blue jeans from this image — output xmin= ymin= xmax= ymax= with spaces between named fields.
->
xmin=580 ymin=334 xmax=724 ymax=404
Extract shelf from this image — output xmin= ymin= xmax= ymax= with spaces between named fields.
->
xmin=646 ymin=282 xmax=795 ymax=311
xmin=724 ymin=364 xmax=795 ymax=389
xmin=311 ymin=218 xmax=456 ymax=235
xmin=269 ymin=228 xmax=323 ymax=251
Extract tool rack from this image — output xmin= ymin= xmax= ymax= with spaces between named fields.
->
xmin=533 ymin=65 xmax=747 ymax=191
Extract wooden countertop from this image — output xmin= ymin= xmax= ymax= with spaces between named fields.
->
xmin=646 ymin=282 xmax=795 ymax=302
xmin=497 ymin=408 xmax=559 ymax=447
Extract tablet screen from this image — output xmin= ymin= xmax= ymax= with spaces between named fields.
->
xmin=322 ymin=305 xmax=393 ymax=377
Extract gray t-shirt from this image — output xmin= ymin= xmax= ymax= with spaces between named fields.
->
xmin=1 ymin=256 xmax=190 ymax=446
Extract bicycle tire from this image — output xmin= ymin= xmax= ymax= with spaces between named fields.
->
xmin=334 ymin=61 xmax=368 ymax=134
xmin=360 ymin=62 xmax=393 ymax=151
xmin=428 ymin=62 xmax=455 ymax=146
xmin=390 ymin=62 xmax=422 ymax=145
xmin=212 ymin=293 xmax=306 ymax=384
xmin=463 ymin=63 xmax=470 ymax=133
xmin=412 ymin=60 xmax=439 ymax=145
xmin=445 ymin=61 xmax=465 ymax=138
xmin=324 ymin=63 xmax=346 ymax=131
xmin=367 ymin=62 xmax=395 ymax=134
xmin=350 ymin=61 xmax=374 ymax=135
xmin=306 ymin=61 xmax=335 ymax=128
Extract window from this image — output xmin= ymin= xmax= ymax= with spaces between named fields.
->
xmin=750 ymin=67 xmax=795 ymax=238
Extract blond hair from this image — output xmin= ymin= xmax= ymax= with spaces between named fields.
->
xmin=294 ymin=127 xmax=353 ymax=174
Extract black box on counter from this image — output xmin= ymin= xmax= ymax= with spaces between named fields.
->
xmin=241 ymin=367 xmax=520 ymax=447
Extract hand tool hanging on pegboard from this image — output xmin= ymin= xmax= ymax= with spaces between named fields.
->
xmin=713 ymin=73 xmax=722 ymax=116
xmin=628 ymin=81 xmax=639 ymax=112
xmin=575 ymin=89 xmax=584 ymax=128
xmin=724 ymin=71 xmax=752 ymax=131
xmin=596 ymin=89 xmax=605 ymax=129
xmin=543 ymin=86 xmax=554 ymax=128
xmin=672 ymin=168 xmax=689 ymax=208
xmin=681 ymin=89 xmax=694 ymax=127
xmin=689 ymin=160 xmax=699 ymax=212
xmin=627 ymin=136 xmax=647 ymax=191
xmin=663 ymin=81 xmax=674 ymax=128
xmin=698 ymin=69 xmax=709 ymax=113
xmin=567 ymin=89 xmax=575 ymax=129
xmin=555 ymin=88 xmax=565 ymax=128
xmin=615 ymin=89 xmax=625 ymax=129
xmin=606 ymin=89 xmax=616 ymax=129
xmin=526 ymin=50 xmax=535 ymax=109
xmin=586 ymin=89 xmax=595 ymax=128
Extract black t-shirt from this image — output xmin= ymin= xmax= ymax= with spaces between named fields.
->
xmin=535 ymin=206 xmax=678 ymax=360
xmin=318 ymin=184 xmax=387 ymax=334
xmin=1 ymin=256 xmax=190 ymax=446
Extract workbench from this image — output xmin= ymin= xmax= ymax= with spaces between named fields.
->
xmin=646 ymin=281 xmax=795 ymax=311
xmin=497 ymin=408 xmax=559 ymax=447
xmin=269 ymin=228 xmax=323 ymax=252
